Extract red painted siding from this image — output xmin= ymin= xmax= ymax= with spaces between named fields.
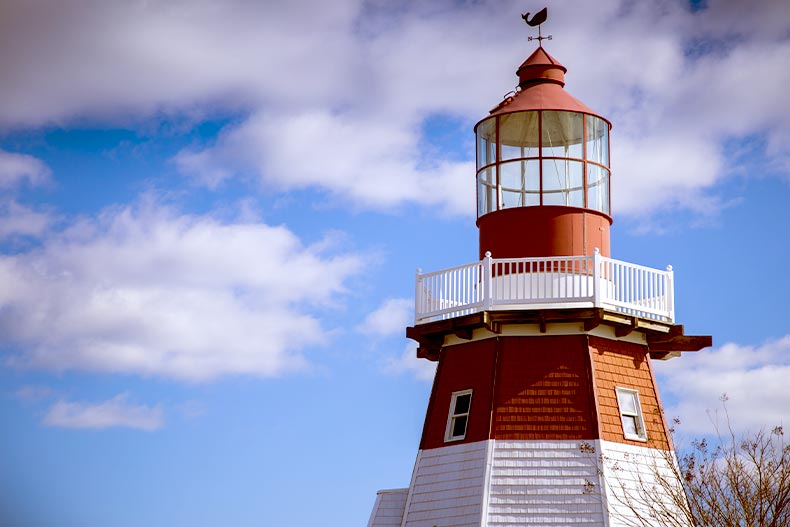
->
xmin=419 ymin=334 xmax=673 ymax=451
xmin=492 ymin=336 xmax=598 ymax=440
xmin=477 ymin=206 xmax=611 ymax=260
xmin=421 ymin=335 xmax=601 ymax=449
xmin=420 ymin=339 xmax=497 ymax=450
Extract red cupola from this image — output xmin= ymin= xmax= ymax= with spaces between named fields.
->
xmin=476 ymin=46 xmax=612 ymax=260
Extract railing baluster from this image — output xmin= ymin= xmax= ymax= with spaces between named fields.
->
xmin=413 ymin=254 xmax=674 ymax=324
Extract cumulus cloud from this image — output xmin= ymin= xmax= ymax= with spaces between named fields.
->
xmin=0 ymin=200 xmax=54 ymax=239
xmin=0 ymin=0 xmax=358 ymax=126
xmin=0 ymin=150 xmax=51 ymax=189
xmin=0 ymin=201 xmax=365 ymax=381
xmin=43 ymin=393 xmax=164 ymax=431
xmin=0 ymin=151 xmax=54 ymax=240
xmin=2 ymin=0 xmax=789 ymax=219
xmin=177 ymin=0 xmax=790 ymax=219
xmin=358 ymin=297 xmax=413 ymax=337
xmin=384 ymin=341 xmax=436 ymax=382
xmin=653 ymin=335 xmax=790 ymax=435
xmin=176 ymin=111 xmax=474 ymax=215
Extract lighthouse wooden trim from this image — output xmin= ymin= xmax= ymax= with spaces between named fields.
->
xmin=367 ymin=30 xmax=710 ymax=527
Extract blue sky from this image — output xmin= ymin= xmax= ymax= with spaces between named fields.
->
xmin=1 ymin=0 xmax=789 ymax=525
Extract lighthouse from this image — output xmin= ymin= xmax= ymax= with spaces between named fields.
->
xmin=367 ymin=14 xmax=711 ymax=527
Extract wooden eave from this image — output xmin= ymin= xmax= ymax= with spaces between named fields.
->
xmin=407 ymin=308 xmax=711 ymax=362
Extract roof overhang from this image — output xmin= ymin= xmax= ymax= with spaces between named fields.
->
xmin=407 ymin=308 xmax=711 ymax=362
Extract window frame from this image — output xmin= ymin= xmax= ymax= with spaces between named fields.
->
xmin=475 ymin=111 xmax=612 ymax=217
xmin=615 ymin=387 xmax=648 ymax=442
xmin=444 ymin=389 xmax=473 ymax=443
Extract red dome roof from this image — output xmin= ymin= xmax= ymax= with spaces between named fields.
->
xmin=486 ymin=46 xmax=610 ymax=126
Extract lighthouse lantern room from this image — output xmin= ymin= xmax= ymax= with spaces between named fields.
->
xmin=476 ymin=45 xmax=612 ymax=260
xmin=368 ymin=11 xmax=710 ymax=527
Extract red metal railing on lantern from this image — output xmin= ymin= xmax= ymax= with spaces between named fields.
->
xmin=414 ymin=249 xmax=675 ymax=324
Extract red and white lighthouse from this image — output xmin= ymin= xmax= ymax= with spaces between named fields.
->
xmin=368 ymin=19 xmax=711 ymax=527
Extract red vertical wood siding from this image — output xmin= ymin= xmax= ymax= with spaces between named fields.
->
xmin=420 ymin=339 xmax=497 ymax=450
xmin=419 ymin=334 xmax=673 ymax=451
xmin=492 ymin=336 xmax=598 ymax=440
xmin=477 ymin=206 xmax=611 ymax=260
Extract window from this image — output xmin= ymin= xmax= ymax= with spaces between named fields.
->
xmin=615 ymin=387 xmax=647 ymax=441
xmin=445 ymin=390 xmax=473 ymax=442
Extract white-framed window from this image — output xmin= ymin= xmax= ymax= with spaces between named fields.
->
xmin=445 ymin=389 xmax=473 ymax=442
xmin=615 ymin=387 xmax=647 ymax=441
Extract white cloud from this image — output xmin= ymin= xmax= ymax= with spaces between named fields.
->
xmin=43 ymin=392 xmax=164 ymax=431
xmin=358 ymin=297 xmax=412 ymax=337
xmin=2 ymin=0 xmax=789 ymax=220
xmin=653 ymin=335 xmax=790 ymax=435
xmin=613 ymin=135 xmax=723 ymax=216
xmin=0 ymin=0 xmax=359 ymax=127
xmin=0 ymin=200 xmax=365 ymax=381
xmin=384 ymin=341 xmax=436 ymax=382
xmin=0 ymin=200 xmax=54 ymax=239
xmin=174 ymin=0 xmax=790 ymax=219
xmin=0 ymin=150 xmax=51 ymax=189
xmin=175 ymin=111 xmax=474 ymax=215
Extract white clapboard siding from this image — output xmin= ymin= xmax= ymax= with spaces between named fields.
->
xmin=487 ymin=440 xmax=605 ymax=527
xmin=368 ymin=488 xmax=409 ymax=527
xmin=370 ymin=440 xmax=688 ymax=527
xmin=401 ymin=441 xmax=489 ymax=527
xmin=599 ymin=440 xmax=692 ymax=527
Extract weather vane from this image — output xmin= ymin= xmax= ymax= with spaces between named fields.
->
xmin=522 ymin=7 xmax=551 ymax=43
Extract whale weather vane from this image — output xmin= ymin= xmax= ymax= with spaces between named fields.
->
xmin=522 ymin=7 xmax=551 ymax=43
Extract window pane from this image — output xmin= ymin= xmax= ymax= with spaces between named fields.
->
xmin=585 ymin=115 xmax=609 ymax=166
xmin=452 ymin=415 xmax=468 ymax=438
xmin=621 ymin=415 xmax=638 ymax=436
xmin=477 ymin=168 xmax=496 ymax=216
xmin=587 ymin=165 xmax=610 ymax=214
xmin=454 ymin=393 xmax=471 ymax=414
xmin=499 ymin=111 xmax=539 ymax=160
xmin=617 ymin=391 xmax=638 ymax=414
xmin=476 ymin=117 xmax=497 ymax=170
xmin=568 ymin=188 xmax=584 ymax=207
xmin=501 ymin=189 xmax=519 ymax=209
xmin=500 ymin=160 xmax=539 ymax=208
xmin=542 ymin=111 xmax=583 ymax=159
xmin=542 ymin=160 xmax=583 ymax=206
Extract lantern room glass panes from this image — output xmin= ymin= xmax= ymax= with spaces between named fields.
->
xmin=541 ymin=111 xmax=583 ymax=159
xmin=476 ymin=117 xmax=496 ymax=170
xmin=499 ymin=111 xmax=539 ymax=160
xmin=478 ymin=167 xmax=496 ymax=216
xmin=585 ymin=115 xmax=609 ymax=166
xmin=475 ymin=109 xmax=611 ymax=217
xmin=500 ymin=160 xmax=540 ymax=208
xmin=587 ymin=165 xmax=610 ymax=214
xmin=542 ymin=159 xmax=583 ymax=207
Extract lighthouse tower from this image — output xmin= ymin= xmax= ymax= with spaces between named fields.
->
xmin=367 ymin=18 xmax=711 ymax=527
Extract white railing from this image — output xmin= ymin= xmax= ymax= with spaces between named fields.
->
xmin=414 ymin=249 xmax=674 ymax=324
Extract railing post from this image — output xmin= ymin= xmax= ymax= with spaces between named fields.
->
xmin=666 ymin=264 xmax=675 ymax=322
xmin=592 ymin=248 xmax=602 ymax=308
xmin=414 ymin=268 xmax=422 ymax=325
xmin=482 ymin=252 xmax=493 ymax=311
